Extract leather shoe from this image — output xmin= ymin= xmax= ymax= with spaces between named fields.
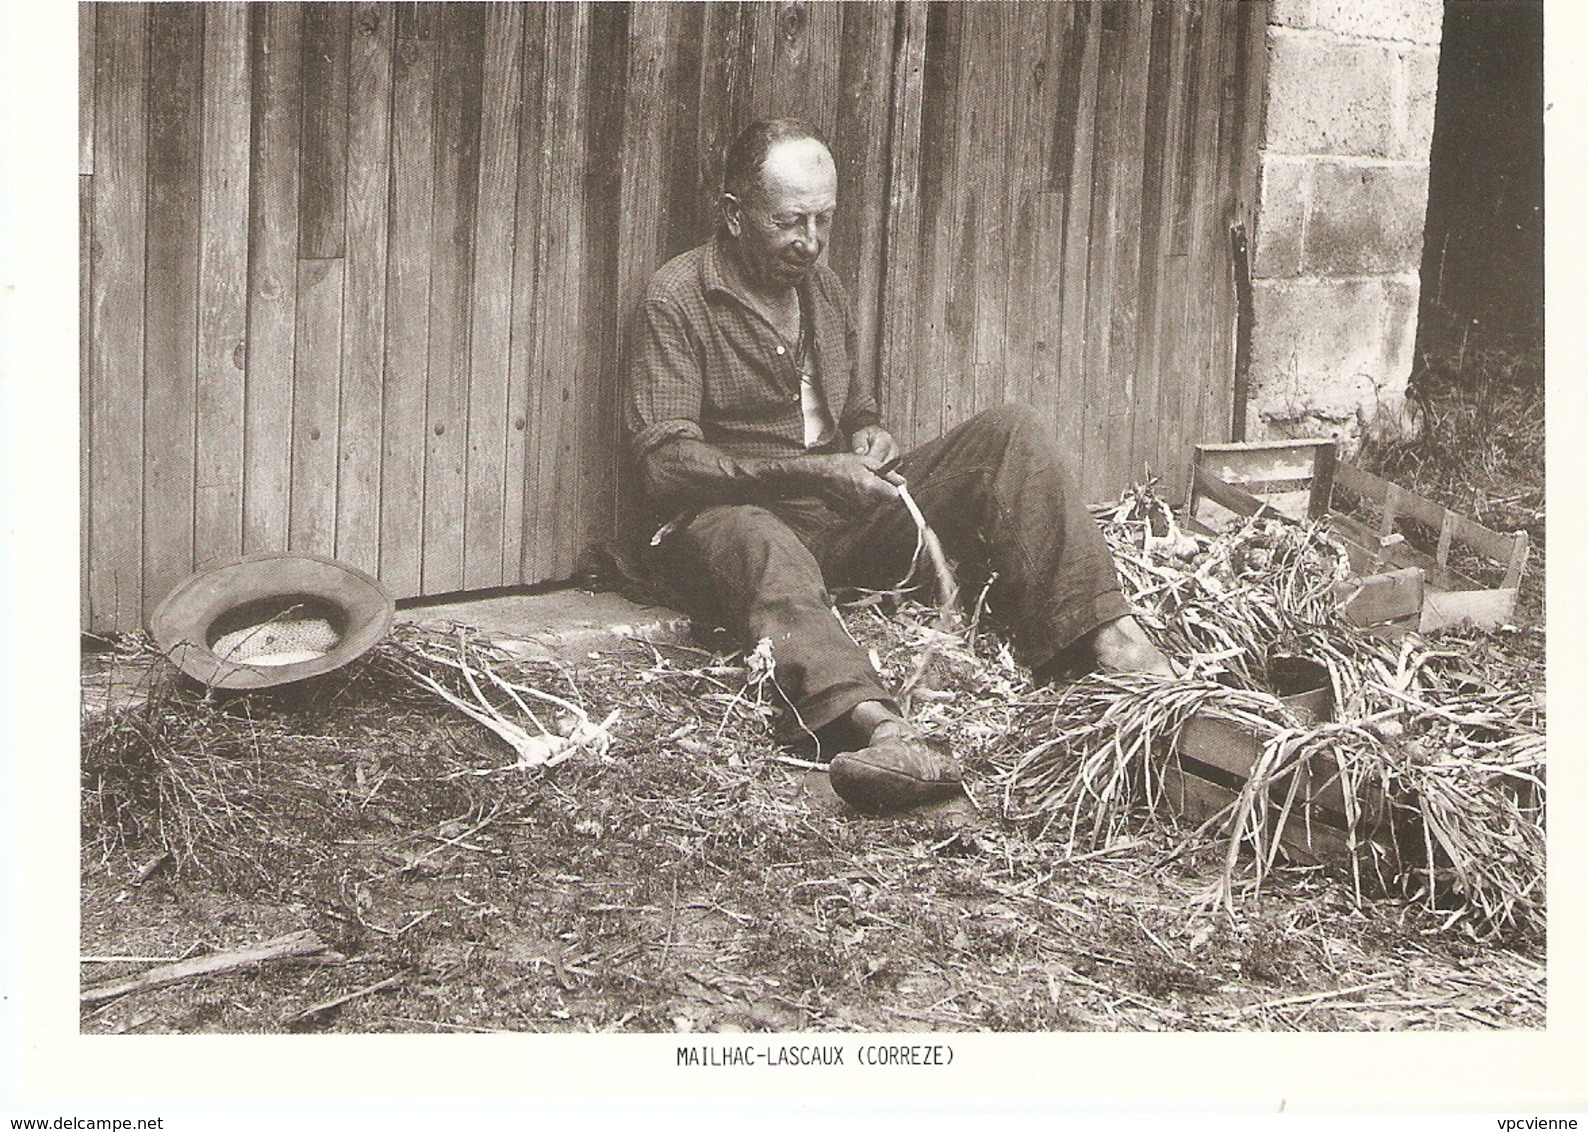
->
xmin=828 ymin=730 xmax=964 ymax=814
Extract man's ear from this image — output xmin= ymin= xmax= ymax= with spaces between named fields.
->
xmin=720 ymin=193 xmax=743 ymax=238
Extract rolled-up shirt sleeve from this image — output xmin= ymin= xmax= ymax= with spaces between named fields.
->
xmin=626 ymin=296 xmax=707 ymax=459
xmin=836 ymin=305 xmax=880 ymax=438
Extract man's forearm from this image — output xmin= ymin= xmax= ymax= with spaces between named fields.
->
xmin=639 ymin=436 xmax=832 ymax=512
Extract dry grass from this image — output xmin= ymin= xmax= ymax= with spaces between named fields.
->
xmin=1001 ymin=493 xmax=1544 ymax=943
xmin=79 ymin=596 xmax=1543 ymax=1034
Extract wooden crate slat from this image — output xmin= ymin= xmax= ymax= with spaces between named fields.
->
xmin=1335 ymin=460 xmax=1525 ymax=569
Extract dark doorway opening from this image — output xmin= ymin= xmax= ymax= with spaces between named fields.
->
xmin=1416 ymin=0 xmax=1543 ymax=365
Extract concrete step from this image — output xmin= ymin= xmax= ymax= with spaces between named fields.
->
xmin=397 ymin=588 xmax=691 ymax=661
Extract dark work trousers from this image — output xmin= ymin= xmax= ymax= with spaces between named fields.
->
xmin=649 ymin=404 xmax=1131 ymax=741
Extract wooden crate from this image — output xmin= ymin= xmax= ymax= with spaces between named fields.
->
xmin=1159 ymin=708 xmax=1403 ymax=873
xmin=1157 ymin=668 xmax=1404 ymax=872
xmin=1186 ymin=440 xmax=1530 ymax=634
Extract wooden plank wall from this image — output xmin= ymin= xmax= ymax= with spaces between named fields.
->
xmin=879 ymin=0 xmax=1267 ymax=497
xmin=81 ymin=1 xmax=1268 ymax=632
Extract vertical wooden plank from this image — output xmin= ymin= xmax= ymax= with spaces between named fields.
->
xmin=997 ymin=2 xmax=1047 ymax=420
xmin=938 ymin=1 xmax=983 ymax=436
xmin=1055 ymin=3 xmax=1100 ymax=473
xmin=967 ymin=4 xmax=1016 ymax=419
xmin=380 ymin=23 xmax=435 ymax=594
xmin=195 ymin=3 xmax=252 ymax=570
xmin=244 ymin=3 xmax=302 ymax=555
xmin=526 ymin=2 xmax=591 ymax=582
xmin=1102 ymin=3 xmax=1154 ymax=495
xmin=89 ymin=4 xmax=152 ymax=629
xmin=79 ymin=4 xmax=95 ymax=175
xmin=1190 ymin=1 xmax=1234 ymax=452
xmin=80 ymin=4 xmax=96 ymax=624
xmin=1026 ymin=4 xmax=1077 ymax=451
xmin=88 ymin=2 xmax=147 ymax=631
xmin=299 ymin=2 xmax=350 ymax=259
xmin=289 ymin=257 xmax=344 ymax=555
xmin=420 ymin=3 xmax=484 ymax=594
xmin=503 ymin=3 xmax=547 ymax=583
xmin=660 ymin=2 xmax=703 ymax=261
xmin=1138 ymin=0 xmax=1190 ymax=499
xmin=81 ymin=168 xmax=94 ymax=625
xmin=1157 ymin=3 xmax=1201 ymax=497
xmin=335 ymin=1 xmax=394 ymax=573
xmin=616 ymin=2 xmax=674 ymax=341
xmin=878 ymin=0 xmax=928 ymax=436
xmin=750 ymin=0 xmax=841 ymax=136
xmin=142 ymin=3 xmax=204 ymax=617
xmin=578 ymin=1 xmax=629 ymax=562
xmin=1078 ymin=2 xmax=1128 ymax=500
xmin=695 ymin=4 xmax=750 ymax=248
xmin=832 ymin=1 xmax=895 ymax=421
xmin=461 ymin=3 xmax=523 ymax=591
xmin=911 ymin=1 xmax=963 ymax=447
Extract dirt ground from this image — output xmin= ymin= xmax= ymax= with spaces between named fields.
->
xmin=79 ymin=625 xmax=1544 ymax=1035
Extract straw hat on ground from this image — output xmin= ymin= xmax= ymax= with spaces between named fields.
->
xmin=149 ymin=552 xmax=395 ymax=690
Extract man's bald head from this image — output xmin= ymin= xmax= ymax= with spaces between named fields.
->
xmin=719 ymin=119 xmax=838 ymax=294
xmin=722 ymin=118 xmax=833 ymax=202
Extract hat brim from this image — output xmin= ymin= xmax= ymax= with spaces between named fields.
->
xmin=150 ymin=552 xmax=395 ymax=690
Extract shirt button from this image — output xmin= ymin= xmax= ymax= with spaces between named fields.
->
xmin=775 ymin=345 xmax=786 ymax=356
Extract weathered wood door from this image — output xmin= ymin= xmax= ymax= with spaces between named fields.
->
xmin=81 ymin=1 xmax=1266 ymax=632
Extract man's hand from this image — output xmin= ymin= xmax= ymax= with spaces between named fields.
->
xmin=850 ymin=425 xmax=901 ymax=472
xmin=809 ymin=452 xmax=901 ymax=513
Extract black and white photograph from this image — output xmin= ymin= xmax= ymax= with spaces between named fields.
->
xmin=5 ymin=0 xmax=1581 ymax=1120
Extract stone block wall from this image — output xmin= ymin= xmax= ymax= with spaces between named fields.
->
xmin=1247 ymin=0 xmax=1442 ymax=449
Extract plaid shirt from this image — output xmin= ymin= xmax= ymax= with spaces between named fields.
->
xmin=624 ymin=237 xmax=881 ymax=467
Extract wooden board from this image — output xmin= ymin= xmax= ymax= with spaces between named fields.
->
xmin=877 ymin=1 xmax=928 ymax=435
xmin=1166 ymin=710 xmax=1402 ymax=875
xmin=379 ymin=27 xmax=435 ymax=596
xmin=298 ymin=2 xmax=349 ymax=260
xmin=141 ymin=3 xmax=204 ymax=617
xmin=504 ymin=3 xmax=549 ymax=584
xmin=194 ymin=2 xmax=252 ymax=571
xmin=288 ymin=256 xmax=345 ymax=557
xmin=243 ymin=3 xmax=302 ymax=557
xmin=1332 ymin=567 xmax=1425 ymax=629
xmin=461 ymin=3 xmax=525 ymax=591
xmin=420 ymin=6 xmax=484 ymax=595
xmin=335 ymin=1 xmax=395 ymax=574
xmin=87 ymin=3 xmax=148 ymax=631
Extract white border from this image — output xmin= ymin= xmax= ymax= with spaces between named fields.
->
xmin=5 ymin=0 xmax=1584 ymax=1117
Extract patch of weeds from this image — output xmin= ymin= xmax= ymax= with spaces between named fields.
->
xmin=1132 ymin=955 xmax=1220 ymax=999
xmin=980 ymin=988 xmax=1087 ymax=1032
xmin=1236 ymin=918 xmax=1304 ymax=985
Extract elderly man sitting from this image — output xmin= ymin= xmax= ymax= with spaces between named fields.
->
xmin=624 ymin=119 xmax=1172 ymax=813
